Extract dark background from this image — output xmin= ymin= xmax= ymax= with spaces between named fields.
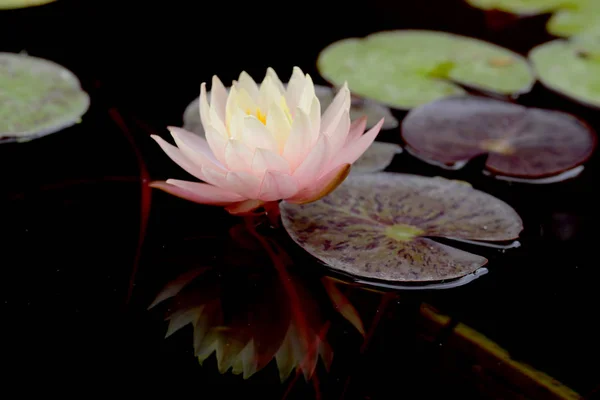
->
xmin=2 ymin=1 xmax=599 ymax=399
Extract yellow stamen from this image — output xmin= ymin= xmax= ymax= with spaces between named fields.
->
xmin=246 ymin=108 xmax=268 ymax=125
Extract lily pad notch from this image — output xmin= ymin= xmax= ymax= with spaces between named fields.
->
xmin=280 ymin=173 xmax=523 ymax=286
xmin=316 ymin=30 xmax=535 ymax=110
xmin=401 ymin=96 xmax=597 ymax=182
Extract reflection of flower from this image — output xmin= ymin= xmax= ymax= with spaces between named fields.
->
xmin=148 ymin=223 xmax=364 ymax=382
xmin=151 ymin=67 xmax=383 ymax=215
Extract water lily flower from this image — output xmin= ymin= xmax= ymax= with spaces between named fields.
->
xmin=151 ymin=67 xmax=384 ymax=214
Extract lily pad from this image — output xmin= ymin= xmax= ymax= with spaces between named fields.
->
xmin=350 ymin=141 xmax=402 ymax=175
xmin=182 ymin=84 xmax=397 ymax=136
xmin=529 ymin=37 xmax=600 ymax=109
xmin=280 ymin=173 xmax=523 ymax=283
xmin=401 ymin=96 xmax=596 ymax=179
xmin=316 ymin=30 xmax=535 ymax=110
xmin=546 ymin=1 xmax=600 ymax=37
xmin=465 ymin=0 xmax=571 ymax=16
xmin=0 ymin=0 xmax=55 ymax=9
xmin=0 ymin=53 xmax=90 ymax=143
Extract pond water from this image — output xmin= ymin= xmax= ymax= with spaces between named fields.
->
xmin=1 ymin=0 xmax=599 ymax=399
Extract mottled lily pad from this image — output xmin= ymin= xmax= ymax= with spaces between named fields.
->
xmin=530 ymin=37 xmax=600 ymax=109
xmin=0 ymin=53 xmax=90 ymax=143
xmin=350 ymin=141 xmax=402 ymax=175
xmin=402 ymin=96 xmax=596 ymax=180
xmin=0 ymin=0 xmax=55 ymax=9
xmin=280 ymin=173 xmax=523 ymax=283
xmin=316 ymin=30 xmax=535 ymax=110
xmin=182 ymin=84 xmax=397 ymax=136
xmin=465 ymin=0 xmax=570 ymax=16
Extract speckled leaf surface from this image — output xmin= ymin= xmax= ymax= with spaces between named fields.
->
xmin=316 ymin=30 xmax=534 ymax=110
xmin=0 ymin=53 xmax=90 ymax=143
xmin=402 ymin=96 xmax=596 ymax=179
xmin=280 ymin=173 xmax=523 ymax=282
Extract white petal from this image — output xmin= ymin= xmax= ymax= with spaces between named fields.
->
xmin=266 ymin=101 xmax=292 ymax=151
xmin=241 ymin=116 xmax=278 ymax=152
xmin=282 ymin=109 xmax=313 ymax=171
xmin=224 ymin=139 xmax=254 ymax=172
xmin=285 ymin=67 xmax=306 ymax=114
xmin=308 ymin=97 xmax=321 ymax=146
xmin=258 ymin=75 xmax=282 ymax=111
xmin=266 ymin=67 xmax=285 ymax=94
xmin=168 ymin=126 xmax=225 ymax=170
xmin=199 ymin=82 xmax=211 ymax=129
xmin=298 ymin=73 xmax=316 ymax=113
xmin=236 ymin=71 xmax=259 ymax=99
xmin=251 ymin=148 xmax=290 ymax=176
xmin=210 ymin=75 xmax=228 ymax=123
xmin=228 ymin=107 xmax=246 ymax=140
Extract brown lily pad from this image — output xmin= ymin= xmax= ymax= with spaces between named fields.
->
xmin=401 ymin=96 xmax=597 ymax=180
xmin=280 ymin=173 xmax=523 ymax=283
xmin=350 ymin=141 xmax=402 ymax=175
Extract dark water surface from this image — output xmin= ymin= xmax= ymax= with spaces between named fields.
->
xmin=2 ymin=0 xmax=599 ymax=398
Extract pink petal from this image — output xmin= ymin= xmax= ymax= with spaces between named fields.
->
xmin=225 ymin=139 xmax=253 ymax=172
xmin=151 ymin=135 xmax=205 ymax=181
xmin=286 ymin=163 xmax=351 ymax=204
xmin=205 ymin=124 xmax=229 ymax=165
xmin=225 ymin=171 xmax=262 ymax=199
xmin=168 ymin=126 xmax=225 ymax=171
xmin=210 ymin=75 xmax=228 ymax=123
xmin=225 ymin=199 xmax=266 ymax=215
xmin=202 ymin=166 xmax=229 ymax=188
xmin=292 ymin=134 xmax=330 ymax=188
xmin=326 ymin=109 xmax=351 ymax=157
xmin=150 ymin=179 xmax=245 ymax=205
xmin=321 ymin=83 xmax=350 ymax=135
xmin=252 ymin=148 xmax=290 ymax=176
xmin=258 ymin=171 xmax=299 ymax=201
xmin=283 ymin=109 xmax=313 ymax=170
xmin=325 ymin=118 xmax=384 ymax=172
xmin=345 ymin=116 xmax=367 ymax=145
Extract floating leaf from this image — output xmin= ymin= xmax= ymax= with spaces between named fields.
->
xmin=280 ymin=173 xmax=523 ymax=283
xmin=351 ymin=141 xmax=402 ymax=175
xmin=546 ymin=1 xmax=600 ymax=38
xmin=182 ymin=84 xmax=397 ymax=136
xmin=402 ymin=96 xmax=596 ymax=180
xmin=465 ymin=0 xmax=571 ymax=16
xmin=0 ymin=0 xmax=55 ymax=9
xmin=0 ymin=53 xmax=90 ymax=143
xmin=316 ymin=30 xmax=534 ymax=110
xmin=530 ymin=36 xmax=600 ymax=109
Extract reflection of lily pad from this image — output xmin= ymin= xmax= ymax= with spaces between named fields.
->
xmin=350 ymin=141 xmax=402 ymax=175
xmin=402 ymin=96 xmax=596 ymax=179
xmin=280 ymin=173 xmax=523 ymax=283
xmin=182 ymin=84 xmax=397 ymax=136
xmin=465 ymin=0 xmax=569 ymax=16
xmin=316 ymin=30 xmax=535 ymax=110
xmin=530 ymin=38 xmax=600 ymax=109
xmin=0 ymin=0 xmax=55 ymax=9
xmin=0 ymin=53 xmax=90 ymax=143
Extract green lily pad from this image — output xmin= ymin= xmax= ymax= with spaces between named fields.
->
xmin=0 ymin=53 xmax=90 ymax=143
xmin=0 ymin=0 xmax=56 ymax=9
xmin=546 ymin=1 xmax=600 ymax=37
xmin=182 ymin=84 xmax=397 ymax=135
xmin=316 ymin=30 xmax=535 ymax=110
xmin=529 ymin=37 xmax=600 ymax=108
xmin=402 ymin=96 xmax=596 ymax=180
xmin=280 ymin=173 xmax=523 ymax=283
xmin=465 ymin=0 xmax=572 ymax=16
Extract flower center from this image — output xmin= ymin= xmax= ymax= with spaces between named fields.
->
xmin=246 ymin=108 xmax=268 ymax=125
